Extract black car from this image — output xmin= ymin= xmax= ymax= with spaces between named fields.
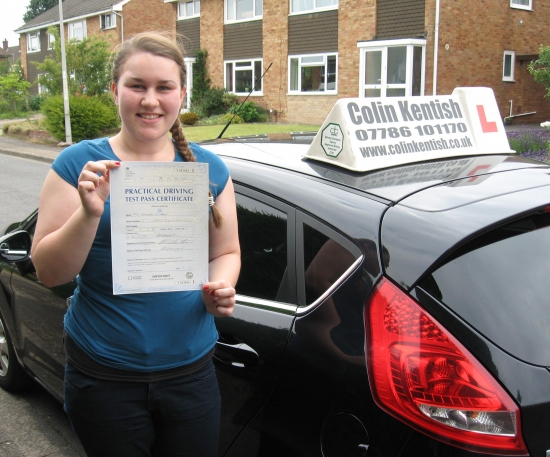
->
xmin=1 ymin=90 xmax=550 ymax=456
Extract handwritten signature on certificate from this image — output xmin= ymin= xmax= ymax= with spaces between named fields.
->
xmin=110 ymin=162 xmax=209 ymax=295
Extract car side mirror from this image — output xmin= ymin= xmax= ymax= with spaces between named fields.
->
xmin=0 ymin=231 xmax=32 ymax=262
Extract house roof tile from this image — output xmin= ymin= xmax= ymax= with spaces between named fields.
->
xmin=15 ymin=0 xmax=124 ymax=33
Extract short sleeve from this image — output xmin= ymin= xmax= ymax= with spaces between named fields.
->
xmin=189 ymin=143 xmax=230 ymax=198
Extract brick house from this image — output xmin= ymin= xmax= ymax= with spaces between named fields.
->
xmin=15 ymin=0 xmax=550 ymax=124
xmin=172 ymin=0 xmax=550 ymax=124
xmin=0 ymin=39 xmax=21 ymax=67
xmin=15 ymin=0 xmax=176 ymax=96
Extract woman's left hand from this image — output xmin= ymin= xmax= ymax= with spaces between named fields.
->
xmin=202 ymin=281 xmax=235 ymax=317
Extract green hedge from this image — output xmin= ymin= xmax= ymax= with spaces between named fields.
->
xmin=42 ymin=95 xmax=119 ymax=142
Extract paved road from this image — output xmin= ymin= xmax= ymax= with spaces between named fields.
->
xmin=0 ymin=154 xmax=49 ymax=232
xmin=0 ymin=383 xmax=85 ymax=457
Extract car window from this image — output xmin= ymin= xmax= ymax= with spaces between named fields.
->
xmin=235 ymin=193 xmax=288 ymax=301
xmin=418 ymin=210 xmax=550 ymax=365
xmin=303 ymin=223 xmax=358 ymax=305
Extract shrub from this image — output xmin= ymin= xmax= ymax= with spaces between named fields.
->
xmin=507 ymin=129 xmax=550 ymax=162
xmin=221 ymin=92 xmax=239 ymax=110
xmin=180 ymin=112 xmax=200 ymax=125
xmin=42 ymin=95 xmax=119 ymax=142
xmin=29 ymin=94 xmax=48 ymax=111
xmin=229 ymin=101 xmax=267 ymax=123
xmin=221 ymin=113 xmax=244 ymax=124
xmin=192 ymin=87 xmax=228 ymax=118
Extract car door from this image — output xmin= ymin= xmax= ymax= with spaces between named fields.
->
xmin=8 ymin=216 xmax=74 ymax=400
xmin=215 ymin=185 xmax=298 ymax=455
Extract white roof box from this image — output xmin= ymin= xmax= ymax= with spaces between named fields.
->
xmin=304 ymin=87 xmax=513 ymax=172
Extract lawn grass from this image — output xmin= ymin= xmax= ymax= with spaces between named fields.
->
xmin=2 ymin=119 xmax=319 ymax=144
xmin=182 ymin=123 xmax=320 ymax=142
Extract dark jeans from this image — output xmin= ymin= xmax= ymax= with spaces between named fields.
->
xmin=64 ymin=360 xmax=221 ymax=457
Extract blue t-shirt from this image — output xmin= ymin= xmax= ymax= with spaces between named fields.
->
xmin=52 ymin=137 xmax=229 ymax=371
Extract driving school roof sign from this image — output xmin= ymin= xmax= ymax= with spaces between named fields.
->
xmin=304 ymin=87 xmax=513 ymax=172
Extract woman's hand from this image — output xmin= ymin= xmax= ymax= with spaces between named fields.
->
xmin=202 ymin=281 xmax=235 ymax=317
xmin=78 ymin=160 xmax=121 ymax=218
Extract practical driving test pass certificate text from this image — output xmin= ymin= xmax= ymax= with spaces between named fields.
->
xmin=110 ymin=162 xmax=209 ymax=295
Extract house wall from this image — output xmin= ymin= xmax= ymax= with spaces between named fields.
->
xmin=178 ymin=17 xmax=201 ymax=56
xmin=201 ymin=0 xmax=224 ymax=88
xmin=24 ymin=30 xmax=55 ymax=95
xmin=122 ymin=0 xmax=176 ymax=38
xmin=434 ymin=0 xmax=550 ymax=124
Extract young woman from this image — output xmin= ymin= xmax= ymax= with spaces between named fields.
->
xmin=31 ymin=32 xmax=240 ymax=457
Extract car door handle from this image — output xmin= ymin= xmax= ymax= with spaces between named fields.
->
xmin=214 ymin=341 xmax=260 ymax=367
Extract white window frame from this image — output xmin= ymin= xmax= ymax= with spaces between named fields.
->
xmin=510 ymin=0 xmax=532 ymax=10
xmin=503 ymin=50 xmax=515 ymax=82
xmin=100 ymin=13 xmax=116 ymax=30
xmin=182 ymin=57 xmax=196 ymax=110
xmin=37 ymin=73 xmax=49 ymax=94
xmin=68 ymin=20 xmax=87 ymax=41
xmin=27 ymin=31 xmax=40 ymax=53
xmin=178 ymin=0 xmax=200 ymax=19
xmin=224 ymin=58 xmax=263 ymax=95
xmin=47 ymin=32 xmax=55 ymax=50
xmin=290 ymin=0 xmax=338 ymax=14
xmin=357 ymin=38 xmax=426 ymax=98
xmin=225 ymin=0 xmax=263 ymax=23
xmin=288 ymin=53 xmax=338 ymax=95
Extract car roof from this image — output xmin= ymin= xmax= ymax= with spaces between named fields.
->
xmin=203 ymin=138 xmax=549 ymax=204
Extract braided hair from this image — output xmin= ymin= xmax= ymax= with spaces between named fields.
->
xmin=111 ymin=31 xmax=223 ymax=228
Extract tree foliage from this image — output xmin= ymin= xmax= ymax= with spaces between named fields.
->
xmin=34 ymin=26 xmax=112 ymax=96
xmin=528 ymin=45 xmax=550 ymax=100
xmin=23 ymin=0 xmax=59 ymax=23
xmin=0 ymin=64 xmax=31 ymax=114
xmin=191 ymin=49 xmax=211 ymax=106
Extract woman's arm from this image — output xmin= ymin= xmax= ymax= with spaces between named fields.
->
xmin=31 ymin=160 xmax=120 ymax=287
xmin=202 ymin=178 xmax=241 ymax=317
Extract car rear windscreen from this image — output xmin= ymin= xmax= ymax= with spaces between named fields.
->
xmin=418 ymin=210 xmax=550 ymax=366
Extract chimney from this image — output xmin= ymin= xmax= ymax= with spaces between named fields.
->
xmin=3 ymin=39 xmax=7 ymax=52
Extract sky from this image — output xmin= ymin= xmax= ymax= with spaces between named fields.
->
xmin=1 ymin=1 xmax=29 ymax=48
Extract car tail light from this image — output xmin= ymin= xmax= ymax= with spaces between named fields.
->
xmin=365 ymin=278 xmax=528 ymax=455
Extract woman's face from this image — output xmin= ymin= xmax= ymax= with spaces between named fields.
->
xmin=112 ymin=51 xmax=185 ymax=145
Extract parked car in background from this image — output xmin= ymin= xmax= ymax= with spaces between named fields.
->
xmin=1 ymin=88 xmax=550 ymax=456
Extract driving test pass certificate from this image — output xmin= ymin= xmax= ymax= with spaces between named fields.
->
xmin=110 ymin=162 xmax=209 ymax=295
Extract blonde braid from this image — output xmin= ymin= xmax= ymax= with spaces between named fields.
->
xmin=170 ymin=118 xmax=224 ymax=228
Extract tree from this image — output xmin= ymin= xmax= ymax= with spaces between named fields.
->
xmin=34 ymin=26 xmax=112 ymax=96
xmin=528 ymin=45 xmax=550 ymax=100
xmin=191 ymin=49 xmax=211 ymax=106
xmin=23 ymin=0 xmax=59 ymax=23
xmin=0 ymin=64 xmax=31 ymax=114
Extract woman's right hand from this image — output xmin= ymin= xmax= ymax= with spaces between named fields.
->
xmin=77 ymin=160 xmax=121 ymax=217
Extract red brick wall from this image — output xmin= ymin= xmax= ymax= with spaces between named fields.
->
xmin=200 ymin=0 xmax=225 ymax=88
xmin=122 ymin=0 xmax=176 ymax=39
xmin=434 ymin=0 xmax=550 ymax=123
xmin=262 ymin=0 xmax=289 ymax=119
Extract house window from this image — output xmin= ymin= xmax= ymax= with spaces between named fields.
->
xmin=291 ymin=0 xmax=338 ymax=14
xmin=225 ymin=59 xmax=263 ymax=94
xmin=510 ymin=0 xmax=532 ymax=10
xmin=27 ymin=31 xmax=40 ymax=52
xmin=100 ymin=14 xmax=116 ymax=30
xmin=225 ymin=0 xmax=262 ymax=22
xmin=47 ymin=33 xmax=55 ymax=49
xmin=68 ymin=20 xmax=86 ymax=41
xmin=178 ymin=0 xmax=200 ymax=19
xmin=358 ymin=39 xmax=426 ymax=98
xmin=503 ymin=51 xmax=515 ymax=82
xmin=289 ymin=53 xmax=337 ymax=94
xmin=37 ymin=74 xmax=49 ymax=94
